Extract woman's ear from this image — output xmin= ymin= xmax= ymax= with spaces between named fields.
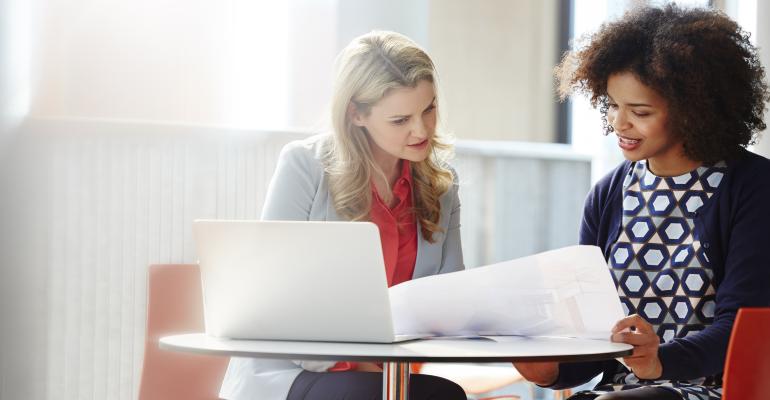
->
xmin=348 ymin=102 xmax=366 ymax=127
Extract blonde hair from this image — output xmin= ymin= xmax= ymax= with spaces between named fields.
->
xmin=324 ymin=31 xmax=454 ymax=243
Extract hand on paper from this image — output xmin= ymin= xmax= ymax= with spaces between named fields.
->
xmin=610 ymin=314 xmax=662 ymax=380
xmin=511 ymin=361 xmax=559 ymax=386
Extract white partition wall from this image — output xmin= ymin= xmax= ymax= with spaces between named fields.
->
xmin=454 ymin=141 xmax=591 ymax=267
xmin=0 ymin=119 xmax=306 ymax=400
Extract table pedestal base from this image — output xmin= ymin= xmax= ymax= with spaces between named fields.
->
xmin=383 ymin=361 xmax=411 ymax=400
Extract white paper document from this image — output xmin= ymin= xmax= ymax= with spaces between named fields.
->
xmin=389 ymin=245 xmax=624 ymax=340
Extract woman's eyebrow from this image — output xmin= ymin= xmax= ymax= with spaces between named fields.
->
xmin=609 ymin=96 xmax=652 ymax=107
xmin=387 ymin=97 xmax=437 ymax=119
xmin=423 ymin=97 xmax=436 ymax=111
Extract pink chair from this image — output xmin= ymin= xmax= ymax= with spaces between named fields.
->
xmin=722 ymin=307 xmax=770 ymax=400
xmin=138 ymin=264 xmax=229 ymax=400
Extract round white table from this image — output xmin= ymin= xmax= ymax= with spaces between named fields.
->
xmin=160 ymin=333 xmax=633 ymax=400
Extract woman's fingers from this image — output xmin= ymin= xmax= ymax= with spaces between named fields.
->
xmin=611 ymin=331 xmax=658 ymax=345
xmin=611 ymin=314 xmax=654 ymax=335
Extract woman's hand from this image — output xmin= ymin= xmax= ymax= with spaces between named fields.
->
xmin=610 ymin=314 xmax=662 ymax=380
xmin=512 ymin=361 xmax=559 ymax=386
xmin=353 ymin=362 xmax=383 ymax=373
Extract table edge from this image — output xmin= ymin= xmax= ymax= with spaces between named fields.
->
xmin=159 ymin=334 xmax=633 ymax=363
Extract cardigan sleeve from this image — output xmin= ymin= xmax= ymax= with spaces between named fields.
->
xmin=657 ymin=160 xmax=770 ymax=380
xmin=579 ymin=177 xmax=602 ymax=247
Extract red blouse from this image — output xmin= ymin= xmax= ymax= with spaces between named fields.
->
xmin=330 ymin=160 xmax=418 ymax=372
xmin=370 ymin=160 xmax=418 ymax=287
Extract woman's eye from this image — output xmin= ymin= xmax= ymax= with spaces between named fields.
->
xmin=608 ymin=103 xmax=619 ymax=109
xmin=392 ymin=118 xmax=409 ymax=125
xmin=423 ymin=105 xmax=436 ymax=114
xmin=632 ymin=112 xmax=649 ymax=117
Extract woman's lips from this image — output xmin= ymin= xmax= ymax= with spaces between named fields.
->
xmin=617 ymin=135 xmax=641 ymax=151
xmin=408 ymin=139 xmax=429 ymax=149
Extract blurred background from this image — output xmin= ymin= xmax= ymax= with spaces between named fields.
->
xmin=0 ymin=0 xmax=767 ymax=399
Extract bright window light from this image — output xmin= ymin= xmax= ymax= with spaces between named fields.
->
xmin=2 ymin=0 xmax=32 ymax=120
xmin=221 ymin=1 xmax=290 ymax=129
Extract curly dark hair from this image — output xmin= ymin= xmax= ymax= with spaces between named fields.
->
xmin=556 ymin=4 xmax=769 ymax=163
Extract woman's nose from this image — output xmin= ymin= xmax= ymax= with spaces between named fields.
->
xmin=612 ymin=110 xmax=631 ymax=132
xmin=412 ymin=119 xmax=429 ymax=139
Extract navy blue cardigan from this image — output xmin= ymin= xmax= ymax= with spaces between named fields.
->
xmin=552 ymin=149 xmax=770 ymax=389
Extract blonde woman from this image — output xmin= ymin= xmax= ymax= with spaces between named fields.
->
xmin=219 ymin=31 xmax=467 ymax=400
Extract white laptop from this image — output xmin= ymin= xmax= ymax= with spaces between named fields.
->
xmin=193 ymin=220 xmax=426 ymax=343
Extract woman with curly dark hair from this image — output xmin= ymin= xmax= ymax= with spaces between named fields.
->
xmin=514 ymin=4 xmax=770 ymax=400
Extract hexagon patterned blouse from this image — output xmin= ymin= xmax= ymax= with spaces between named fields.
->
xmin=611 ymin=160 xmax=726 ymax=339
xmin=598 ymin=160 xmax=727 ymax=399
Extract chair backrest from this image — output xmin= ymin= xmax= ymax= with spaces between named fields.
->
xmin=722 ymin=307 xmax=770 ymax=400
xmin=139 ymin=264 xmax=229 ymax=400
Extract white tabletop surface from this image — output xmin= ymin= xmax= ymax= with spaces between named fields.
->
xmin=160 ymin=333 xmax=633 ymax=363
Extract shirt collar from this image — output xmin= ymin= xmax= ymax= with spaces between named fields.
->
xmin=371 ymin=160 xmax=413 ymax=207
xmin=399 ymin=160 xmax=413 ymax=184
xmin=392 ymin=160 xmax=414 ymax=198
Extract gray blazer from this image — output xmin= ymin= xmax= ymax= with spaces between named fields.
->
xmin=219 ymin=134 xmax=464 ymax=400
